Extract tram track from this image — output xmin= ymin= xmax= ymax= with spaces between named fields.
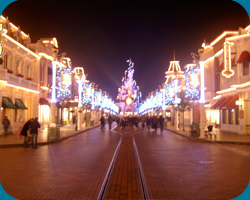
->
xmin=97 ymin=127 xmax=150 ymax=200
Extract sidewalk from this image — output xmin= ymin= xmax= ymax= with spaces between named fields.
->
xmin=0 ymin=124 xmax=100 ymax=148
xmin=166 ymin=123 xmax=250 ymax=145
xmin=1 ymin=122 xmax=250 ymax=148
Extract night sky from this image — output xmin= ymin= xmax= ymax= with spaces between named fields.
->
xmin=2 ymin=0 xmax=249 ymax=100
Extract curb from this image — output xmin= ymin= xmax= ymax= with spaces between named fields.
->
xmin=0 ymin=125 xmax=100 ymax=148
xmin=165 ymin=128 xmax=250 ymax=145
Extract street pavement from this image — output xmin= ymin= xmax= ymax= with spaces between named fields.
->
xmin=0 ymin=124 xmax=250 ymax=199
xmin=1 ymin=121 xmax=250 ymax=148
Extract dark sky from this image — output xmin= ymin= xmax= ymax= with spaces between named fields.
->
xmin=2 ymin=0 xmax=249 ymax=99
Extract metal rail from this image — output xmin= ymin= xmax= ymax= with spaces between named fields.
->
xmin=97 ymin=129 xmax=122 ymax=200
xmin=133 ymin=135 xmax=150 ymax=200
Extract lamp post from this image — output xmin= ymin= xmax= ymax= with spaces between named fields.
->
xmin=73 ymin=67 xmax=89 ymax=130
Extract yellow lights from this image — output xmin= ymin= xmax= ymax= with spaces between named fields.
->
xmin=226 ymin=33 xmax=250 ymax=42
xmin=231 ymin=81 xmax=250 ymax=88
xmin=202 ymin=31 xmax=238 ymax=49
xmin=204 ymin=104 xmax=211 ymax=108
xmin=2 ymin=32 xmax=40 ymax=59
xmin=43 ymin=40 xmax=50 ymax=44
xmin=222 ymin=41 xmax=234 ymax=78
xmin=40 ymin=86 xmax=49 ymax=90
xmin=38 ymin=53 xmax=53 ymax=61
xmin=236 ymin=100 xmax=241 ymax=106
xmin=190 ymin=74 xmax=199 ymax=86
xmin=9 ymin=22 xmax=18 ymax=30
xmin=126 ymin=97 xmax=132 ymax=105
xmin=62 ymin=74 xmax=71 ymax=87
xmin=216 ymin=87 xmax=236 ymax=94
xmin=51 ymin=38 xmax=58 ymax=48
xmin=213 ymin=95 xmax=221 ymax=100
xmin=6 ymin=83 xmax=40 ymax=93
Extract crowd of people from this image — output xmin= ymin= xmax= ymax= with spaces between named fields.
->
xmin=2 ymin=115 xmax=41 ymax=149
xmin=100 ymin=114 xmax=166 ymax=132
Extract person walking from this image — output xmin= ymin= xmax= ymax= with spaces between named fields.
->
xmin=146 ymin=116 xmax=151 ymax=131
xmin=2 ymin=116 xmax=10 ymax=138
xmin=100 ymin=115 xmax=105 ymax=130
xmin=108 ymin=115 xmax=113 ymax=130
xmin=21 ymin=118 xmax=34 ymax=148
xmin=159 ymin=115 xmax=165 ymax=132
xmin=30 ymin=117 xmax=40 ymax=149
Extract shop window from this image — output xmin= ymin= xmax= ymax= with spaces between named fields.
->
xmin=228 ymin=109 xmax=234 ymax=124
xmin=235 ymin=109 xmax=239 ymax=125
xmin=222 ymin=109 xmax=227 ymax=124
xmin=243 ymin=61 xmax=249 ymax=76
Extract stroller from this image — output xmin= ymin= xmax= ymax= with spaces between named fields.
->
xmin=205 ymin=125 xmax=216 ymax=137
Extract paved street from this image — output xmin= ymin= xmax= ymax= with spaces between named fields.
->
xmin=0 ymin=125 xmax=250 ymax=199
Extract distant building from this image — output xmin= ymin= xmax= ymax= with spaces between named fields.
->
xmin=116 ymin=58 xmax=141 ymax=115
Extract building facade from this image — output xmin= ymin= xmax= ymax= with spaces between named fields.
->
xmin=199 ymin=25 xmax=250 ymax=134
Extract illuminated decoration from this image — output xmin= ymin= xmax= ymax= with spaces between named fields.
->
xmin=2 ymin=29 xmax=40 ymax=59
xmin=202 ymin=31 xmax=238 ymax=49
xmin=94 ymin=91 xmax=102 ymax=108
xmin=164 ymin=55 xmax=184 ymax=107
xmin=74 ymin=67 xmax=89 ymax=107
xmin=56 ymin=60 xmax=72 ymax=100
xmin=184 ymin=64 xmax=200 ymax=100
xmin=0 ymin=24 xmax=2 ymax=56
xmin=222 ymin=41 xmax=234 ymax=78
xmin=6 ymin=83 xmax=40 ymax=93
xmin=38 ymin=53 xmax=53 ymax=61
xmin=126 ymin=97 xmax=132 ymax=105
xmin=116 ymin=58 xmax=141 ymax=114
xmin=165 ymin=61 xmax=184 ymax=84
xmin=81 ymin=82 xmax=92 ymax=105
xmin=165 ymin=83 xmax=175 ymax=106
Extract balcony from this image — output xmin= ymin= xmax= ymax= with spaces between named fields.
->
xmin=0 ymin=68 xmax=39 ymax=92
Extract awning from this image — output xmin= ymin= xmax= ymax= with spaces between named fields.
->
xmin=39 ymin=97 xmax=50 ymax=106
xmin=237 ymin=51 xmax=250 ymax=63
xmin=69 ymin=102 xmax=78 ymax=107
xmin=210 ymin=96 xmax=232 ymax=109
xmin=15 ymin=98 xmax=27 ymax=109
xmin=2 ymin=97 xmax=17 ymax=109
xmin=221 ymin=95 xmax=239 ymax=109
xmin=216 ymin=57 xmax=235 ymax=72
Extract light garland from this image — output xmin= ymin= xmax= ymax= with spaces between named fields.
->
xmin=184 ymin=64 xmax=200 ymax=100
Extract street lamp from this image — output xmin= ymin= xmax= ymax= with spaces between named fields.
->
xmin=73 ymin=67 xmax=89 ymax=130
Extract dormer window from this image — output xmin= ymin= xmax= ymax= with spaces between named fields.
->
xmin=243 ymin=61 xmax=249 ymax=76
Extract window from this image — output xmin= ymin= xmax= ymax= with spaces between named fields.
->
xmin=16 ymin=59 xmax=19 ymax=74
xmin=228 ymin=109 xmax=234 ymax=124
xmin=40 ymin=62 xmax=44 ymax=86
xmin=47 ymin=66 xmax=52 ymax=87
xmin=243 ymin=61 xmax=249 ymax=76
xmin=235 ymin=109 xmax=239 ymax=125
xmin=3 ymin=54 xmax=8 ymax=69
xmin=222 ymin=109 xmax=227 ymax=124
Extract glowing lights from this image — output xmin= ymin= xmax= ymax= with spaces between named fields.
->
xmin=184 ymin=64 xmax=200 ymax=100
xmin=6 ymin=83 xmax=40 ymax=93
xmin=126 ymin=97 xmax=132 ymax=105
xmin=216 ymin=87 xmax=236 ymax=94
xmin=38 ymin=53 xmax=53 ymax=61
xmin=222 ymin=41 xmax=234 ymax=78
xmin=2 ymin=31 xmax=40 ymax=59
